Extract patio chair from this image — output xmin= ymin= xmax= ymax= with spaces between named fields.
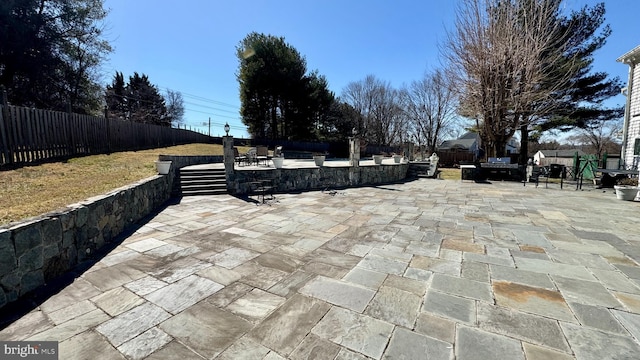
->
xmin=531 ymin=165 xmax=552 ymax=188
xmin=245 ymin=148 xmax=257 ymax=166
xmin=274 ymin=146 xmax=283 ymax=158
xmin=234 ymin=147 xmax=247 ymax=166
xmin=256 ymin=146 xmax=269 ymax=165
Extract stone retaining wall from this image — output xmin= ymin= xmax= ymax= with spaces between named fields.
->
xmin=0 ymin=174 xmax=173 ymax=309
xmin=229 ymin=164 xmax=409 ymax=195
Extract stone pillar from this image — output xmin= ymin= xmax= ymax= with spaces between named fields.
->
xmin=403 ymin=142 xmax=415 ymax=161
xmin=223 ymin=136 xmax=235 ymax=191
xmin=349 ymin=137 xmax=360 ymax=186
xmin=349 ymin=137 xmax=360 ymax=167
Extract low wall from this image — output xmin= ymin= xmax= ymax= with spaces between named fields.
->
xmin=0 ymin=173 xmax=174 ymax=310
xmin=228 ymin=164 xmax=409 ymax=195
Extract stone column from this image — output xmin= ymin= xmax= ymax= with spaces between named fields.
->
xmin=349 ymin=137 xmax=360 ymax=186
xmin=403 ymin=142 xmax=415 ymax=161
xmin=223 ymin=136 xmax=235 ymax=191
xmin=349 ymin=137 xmax=360 ymax=167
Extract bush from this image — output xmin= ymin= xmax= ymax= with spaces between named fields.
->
xmin=616 ymin=177 xmax=639 ymax=186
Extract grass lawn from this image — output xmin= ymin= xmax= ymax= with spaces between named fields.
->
xmin=0 ymin=143 xmax=238 ymax=226
xmin=439 ymin=167 xmax=461 ymax=180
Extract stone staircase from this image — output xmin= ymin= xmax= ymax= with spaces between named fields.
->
xmin=408 ymin=161 xmax=438 ymax=178
xmin=179 ymin=167 xmax=227 ymax=196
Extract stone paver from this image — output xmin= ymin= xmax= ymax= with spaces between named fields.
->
xmin=144 ymin=274 xmax=223 ymax=314
xmin=477 ymin=303 xmax=570 ymax=352
xmin=383 ymin=327 xmax=453 ymax=359
xmin=423 ymin=290 xmax=476 ymax=324
xmin=311 ymin=307 xmax=394 ymax=359
xmin=430 ymin=273 xmax=493 ymax=302
xmin=364 ymin=286 xmax=421 ymax=327
xmin=3 ymin=179 xmax=640 ymax=359
xmin=551 ymin=275 xmax=622 ymax=308
xmin=561 ymin=322 xmax=640 ymax=360
xmin=492 ymin=281 xmax=575 ymax=321
xmin=249 ymin=294 xmax=330 ymax=356
xmin=96 ymin=303 xmax=170 ymax=347
xmin=116 ymin=327 xmax=172 ymax=360
xmin=226 ymin=288 xmax=286 ymax=322
xmin=299 ymin=275 xmax=376 ymax=312
xmin=159 ymin=301 xmax=252 ymax=359
xmin=456 ymin=326 xmax=524 ymax=360
xmin=59 ymin=331 xmax=126 ymax=360
xmin=568 ymin=302 xmax=628 ymax=335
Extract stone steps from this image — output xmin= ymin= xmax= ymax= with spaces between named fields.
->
xmin=179 ymin=168 xmax=227 ymax=196
xmin=408 ymin=162 xmax=437 ymax=178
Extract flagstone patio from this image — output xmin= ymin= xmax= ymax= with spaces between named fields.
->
xmin=1 ymin=179 xmax=639 ymax=359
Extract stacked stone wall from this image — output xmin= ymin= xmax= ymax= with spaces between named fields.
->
xmin=229 ymin=164 xmax=409 ymax=195
xmin=0 ymin=174 xmax=172 ymax=309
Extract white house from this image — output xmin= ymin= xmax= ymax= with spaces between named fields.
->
xmin=617 ymin=45 xmax=640 ymax=170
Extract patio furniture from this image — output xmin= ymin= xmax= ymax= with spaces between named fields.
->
xmin=274 ymin=146 xmax=283 ymax=157
xmin=249 ymin=178 xmax=274 ymax=203
xmin=234 ymin=147 xmax=247 ymax=166
xmin=530 ymin=165 xmax=556 ymax=188
xmin=460 ymin=164 xmax=476 ymax=181
xmin=256 ymin=146 xmax=269 ymax=166
xmin=245 ymin=148 xmax=258 ymax=166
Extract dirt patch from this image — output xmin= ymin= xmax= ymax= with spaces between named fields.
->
xmin=493 ymin=281 xmax=565 ymax=303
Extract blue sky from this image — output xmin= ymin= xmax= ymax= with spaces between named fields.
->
xmin=103 ymin=0 xmax=639 ymax=138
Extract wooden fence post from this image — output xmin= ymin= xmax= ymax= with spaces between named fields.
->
xmin=104 ymin=106 xmax=111 ymax=154
xmin=0 ymin=87 xmax=13 ymax=165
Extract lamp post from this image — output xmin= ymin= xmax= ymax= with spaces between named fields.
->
xmin=224 ymin=122 xmax=230 ymax=136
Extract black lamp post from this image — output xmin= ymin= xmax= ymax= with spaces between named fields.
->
xmin=224 ymin=122 xmax=230 ymax=136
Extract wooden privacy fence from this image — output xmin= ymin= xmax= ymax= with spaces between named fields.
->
xmin=0 ymin=104 xmax=212 ymax=168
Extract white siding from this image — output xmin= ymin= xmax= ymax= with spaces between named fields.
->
xmin=625 ymin=63 xmax=640 ymax=168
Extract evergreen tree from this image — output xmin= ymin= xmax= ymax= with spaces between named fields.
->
xmin=0 ymin=0 xmax=111 ymax=114
xmin=532 ymin=3 xmax=623 ymax=134
xmin=236 ymin=32 xmax=334 ymax=140
xmin=522 ymin=3 xmax=623 ymax=161
xmin=105 ymin=72 xmax=170 ymax=126
xmin=106 ymin=72 xmax=127 ymax=120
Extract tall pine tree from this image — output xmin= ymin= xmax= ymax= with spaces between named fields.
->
xmin=105 ymin=72 xmax=170 ymax=126
xmin=522 ymin=2 xmax=623 ymax=161
xmin=236 ymin=32 xmax=334 ymax=141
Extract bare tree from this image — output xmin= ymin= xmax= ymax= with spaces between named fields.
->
xmin=566 ymin=118 xmax=622 ymax=160
xmin=342 ymin=75 xmax=405 ymax=146
xmin=444 ymin=0 xmax=573 ymax=158
xmin=165 ymin=89 xmax=185 ymax=127
xmin=400 ymin=69 xmax=458 ymax=154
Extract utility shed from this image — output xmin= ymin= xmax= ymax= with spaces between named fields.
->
xmin=533 ymin=149 xmax=585 ymax=167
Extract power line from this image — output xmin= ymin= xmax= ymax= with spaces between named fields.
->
xmin=158 ymin=86 xmax=239 ymax=109
xmin=183 ymin=101 xmax=239 ymax=115
xmin=183 ymin=107 xmax=241 ymax=121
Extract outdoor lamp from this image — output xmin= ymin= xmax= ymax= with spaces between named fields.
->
xmin=224 ymin=122 xmax=230 ymax=136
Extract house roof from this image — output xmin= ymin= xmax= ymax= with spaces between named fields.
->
xmin=459 ymin=131 xmax=479 ymax=140
xmin=617 ymin=45 xmax=640 ymax=65
xmin=438 ymin=138 xmax=477 ymax=150
xmin=438 ymin=131 xmax=479 ymax=150
xmin=536 ymin=149 xmax=586 ymax=158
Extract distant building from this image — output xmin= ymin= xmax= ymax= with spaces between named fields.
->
xmin=438 ymin=131 xmax=480 ymax=154
xmin=533 ymin=149 xmax=585 ymax=167
xmin=438 ymin=131 xmax=519 ymax=155
xmin=617 ymin=45 xmax=640 ymax=170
